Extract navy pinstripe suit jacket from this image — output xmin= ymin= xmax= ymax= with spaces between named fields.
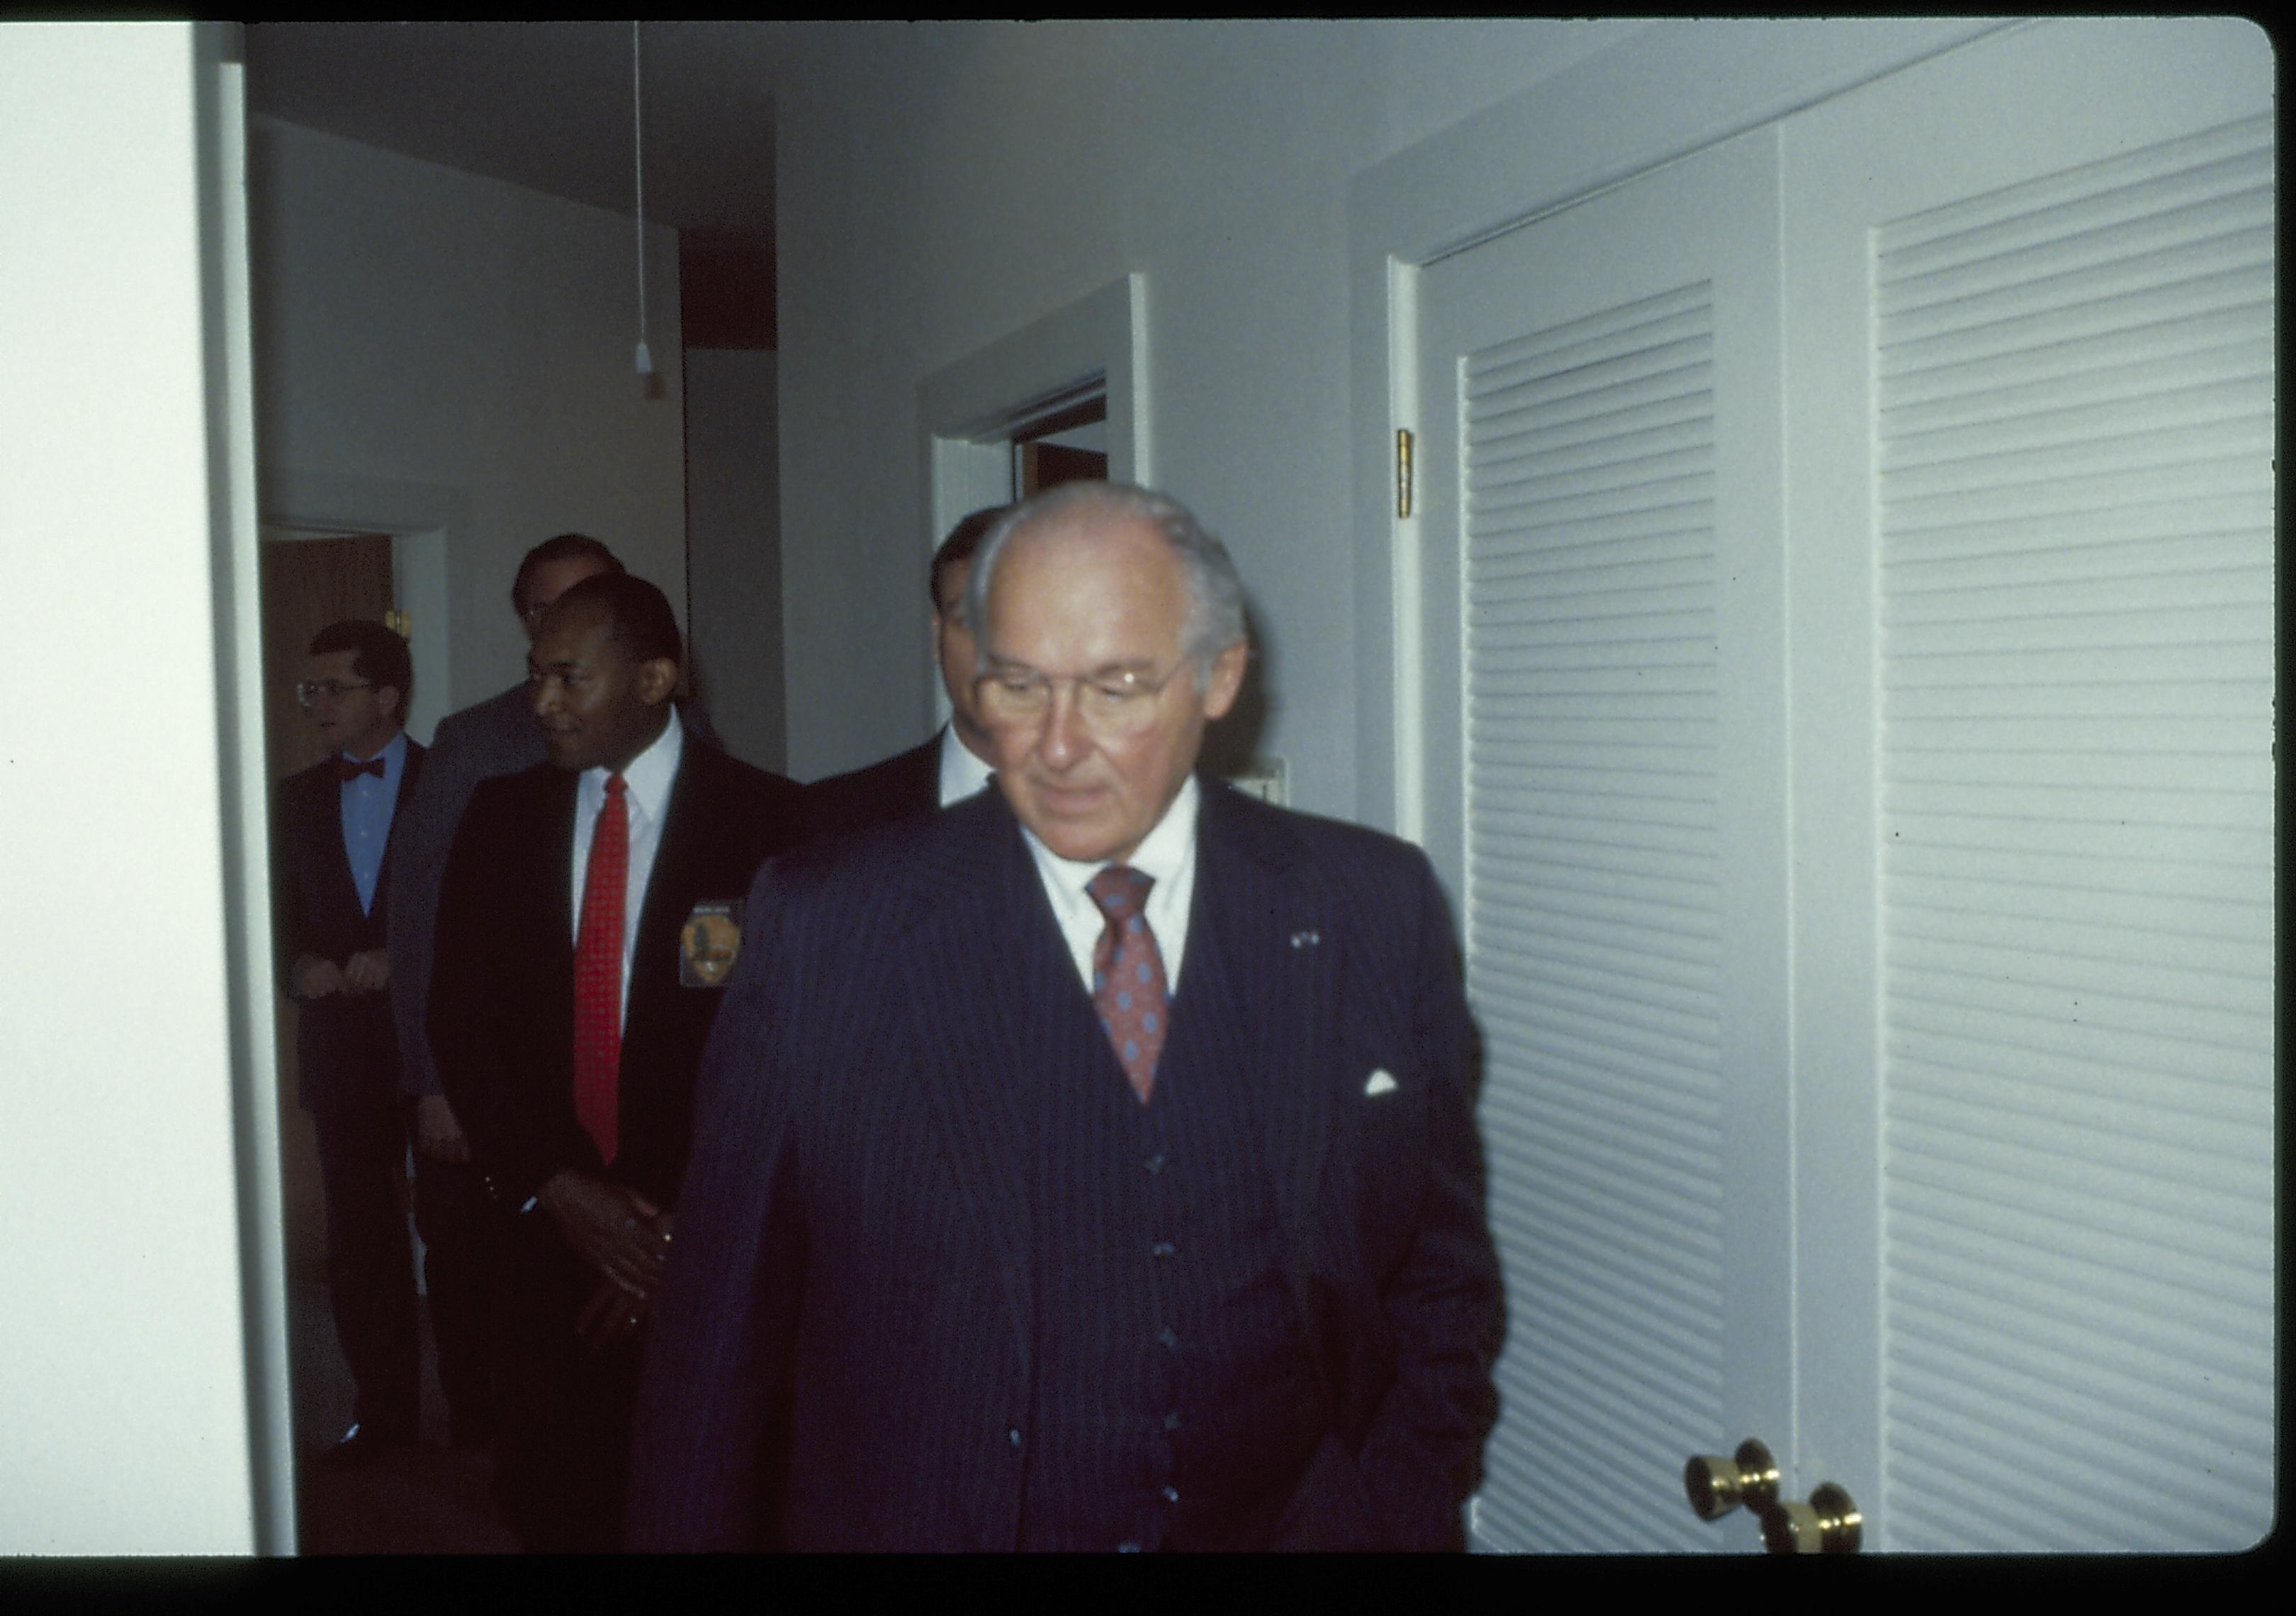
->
xmin=626 ymin=780 xmax=1502 ymax=1551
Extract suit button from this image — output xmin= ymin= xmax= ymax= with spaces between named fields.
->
xmin=1164 ymin=1410 xmax=1180 ymax=1431
xmin=1118 ymin=1542 xmax=1142 ymax=1554
xmin=1162 ymin=1486 xmax=1180 ymax=1504
xmin=1157 ymin=1327 xmax=1178 ymax=1350
xmin=1150 ymin=1241 xmax=1176 ymax=1259
xmin=1008 ymin=1427 xmax=1022 ymax=1448
xmin=1145 ymin=1153 xmax=1166 ymax=1174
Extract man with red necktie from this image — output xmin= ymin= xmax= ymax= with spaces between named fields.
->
xmin=630 ymin=482 xmax=1502 ymax=1553
xmin=429 ymin=572 xmax=804 ymax=1551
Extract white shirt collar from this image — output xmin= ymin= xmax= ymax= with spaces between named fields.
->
xmin=938 ymin=723 xmax=996 ymax=807
xmin=581 ymin=705 xmax=684 ymax=826
xmin=1019 ymin=774 xmax=1201 ymax=992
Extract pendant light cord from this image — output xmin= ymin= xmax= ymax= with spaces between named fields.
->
xmin=633 ymin=20 xmax=652 ymax=375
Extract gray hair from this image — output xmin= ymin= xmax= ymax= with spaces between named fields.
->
xmin=962 ymin=481 xmax=1248 ymax=684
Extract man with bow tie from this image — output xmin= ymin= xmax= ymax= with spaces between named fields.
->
xmin=271 ymin=618 xmax=432 ymax=1466
xmin=629 ymin=481 xmax=1503 ymax=1552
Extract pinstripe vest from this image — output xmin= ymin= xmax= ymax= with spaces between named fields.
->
xmin=1016 ymin=982 xmax=1322 ymax=1552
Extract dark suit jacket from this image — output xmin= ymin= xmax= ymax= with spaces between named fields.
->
xmin=626 ymin=781 xmax=1502 ymax=1552
xmin=426 ymin=739 xmax=805 ymax=1211
xmin=274 ymin=743 xmax=425 ymax=1114
xmin=797 ymin=733 xmax=941 ymax=844
xmin=390 ymin=682 xmax=724 ymax=1099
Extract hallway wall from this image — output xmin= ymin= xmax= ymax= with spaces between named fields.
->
xmin=686 ymin=348 xmax=786 ymax=773
xmin=770 ymin=19 xmax=1652 ymax=805
xmin=247 ymin=116 xmax=688 ymax=724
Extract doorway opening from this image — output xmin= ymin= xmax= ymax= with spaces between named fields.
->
xmin=255 ymin=522 xmax=501 ymax=1549
xmin=917 ymin=274 xmax=1143 ymax=733
xmin=257 ymin=525 xmax=400 ymax=1296
xmin=1011 ymin=387 xmax=1110 ymax=495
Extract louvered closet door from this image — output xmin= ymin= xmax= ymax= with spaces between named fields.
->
xmin=1782 ymin=18 xmax=2274 ymax=1551
xmin=1417 ymin=18 xmax=2271 ymax=1553
xmin=1417 ymin=128 xmax=1791 ymax=1553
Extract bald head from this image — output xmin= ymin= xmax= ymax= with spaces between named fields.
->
xmin=964 ymin=481 xmax=1246 ymax=685
xmin=967 ymin=483 xmax=1248 ymax=864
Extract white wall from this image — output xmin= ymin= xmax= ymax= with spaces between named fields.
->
xmin=1 ymin=21 xmax=271 ymax=1553
xmin=247 ymin=116 xmax=688 ymax=724
xmin=770 ymin=18 xmax=1653 ymax=799
xmin=686 ymin=348 xmax=785 ymax=772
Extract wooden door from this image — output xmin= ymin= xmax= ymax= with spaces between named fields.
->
xmin=259 ymin=533 xmax=395 ymax=779
xmin=1018 ymin=439 xmax=1109 ymax=493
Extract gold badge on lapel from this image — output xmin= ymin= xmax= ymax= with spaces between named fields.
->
xmin=679 ymin=899 xmax=744 ymax=988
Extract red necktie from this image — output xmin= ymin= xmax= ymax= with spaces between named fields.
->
xmin=573 ymin=774 xmax=628 ymax=1163
xmin=1087 ymin=865 xmax=1168 ymax=1104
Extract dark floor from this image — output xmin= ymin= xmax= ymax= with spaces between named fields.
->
xmin=288 ymin=1277 xmax=519 ymax=1554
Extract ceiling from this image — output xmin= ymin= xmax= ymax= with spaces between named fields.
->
xmin=242 ymin=21 xmax=784 ymax=247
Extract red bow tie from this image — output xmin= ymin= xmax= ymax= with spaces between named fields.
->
xmin=337 ymin=756 xmax=386 ymax=782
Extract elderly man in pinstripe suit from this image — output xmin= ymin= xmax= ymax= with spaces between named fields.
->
xmin=628 ymin=481 xmax=1502 ymax=1552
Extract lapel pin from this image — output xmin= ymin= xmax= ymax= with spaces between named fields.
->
xmin=1289 ymin=929 xmax=1320 ymax=949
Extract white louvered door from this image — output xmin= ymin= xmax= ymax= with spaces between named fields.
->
xmin=1415 ymin=18 xmax=2273 ymax=1551
xmin=1782 ymin=20 xmax=2274 ymax=1552
xmin=1417 ymin=128 xmax=1791 ymax=1554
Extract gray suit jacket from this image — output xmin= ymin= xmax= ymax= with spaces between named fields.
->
xmin=626 ymin=781 xmax=1502 ymax=1550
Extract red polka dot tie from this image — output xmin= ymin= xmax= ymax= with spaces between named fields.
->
xmin=573 ymin=774 xmax=627 ymax=1164
xmin=1087 ymin=865 xmax=1168 ymax=1105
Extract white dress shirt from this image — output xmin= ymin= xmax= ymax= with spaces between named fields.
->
xmin=570 ymin=709 xmax=685 ymax=1023
xmin=1020 ymin=774 xmax=1200 ymax=996
xmin=937 ymin=724 xmax=996 ymax=808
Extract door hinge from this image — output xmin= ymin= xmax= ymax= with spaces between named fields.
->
xmin=1395 ymin=427 xmax=1415 ymax=518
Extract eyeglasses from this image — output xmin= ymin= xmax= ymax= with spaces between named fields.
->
xmin=972 ymin=656 xmax=1193 ymax=738
xmin=296 ymin=679 xmax=375 ymax=709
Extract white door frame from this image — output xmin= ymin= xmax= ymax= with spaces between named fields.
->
xmin=916 ymin=271 xmax=1149 ymax=733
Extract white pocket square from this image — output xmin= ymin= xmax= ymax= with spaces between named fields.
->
xmin=1363 ymin=1069 xmax=1399 ymax=1098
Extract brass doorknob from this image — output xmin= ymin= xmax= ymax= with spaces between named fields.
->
xmin=1760 ymin=1481 xmax=1862 ymax=1554
xmin=1683 ymin=1438 xmax=1779 ymax=1521
xmin=1686 ymin=1440 xmax=1863 ymax=1553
